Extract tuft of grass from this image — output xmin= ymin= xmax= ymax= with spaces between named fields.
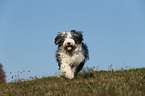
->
xmin=0 ymin=68 xmax=145 ymax=96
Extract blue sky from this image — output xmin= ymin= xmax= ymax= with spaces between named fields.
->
xmin=0 ymin=0 xmax=145 ymax=82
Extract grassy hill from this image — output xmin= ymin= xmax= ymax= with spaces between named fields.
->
xmin=0 ymin=68 xmax=145 ymax=96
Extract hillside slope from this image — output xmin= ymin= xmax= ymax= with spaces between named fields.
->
xmin=0 ymin=68 xmax=145 ymax=96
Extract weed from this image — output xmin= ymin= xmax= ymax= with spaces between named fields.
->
xmin=0 ymin=67 xmax=145 ymax=95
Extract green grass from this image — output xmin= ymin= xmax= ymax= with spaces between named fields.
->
xmin=0 ymin=68 xmax=145 ymax=96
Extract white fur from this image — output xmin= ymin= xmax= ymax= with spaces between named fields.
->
xmin=59 ymin=46 xmax=85 ymax=79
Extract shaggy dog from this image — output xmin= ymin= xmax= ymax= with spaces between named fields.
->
xmin=54 ymin=30 xmax=89 ymax=79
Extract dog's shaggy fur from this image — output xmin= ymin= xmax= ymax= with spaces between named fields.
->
xmin=54 ymin=30 xmax=89 ymax=79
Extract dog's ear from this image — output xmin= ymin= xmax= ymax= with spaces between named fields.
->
xmin=77 ymin=32 xmax=84 ymax=42
xmin=55 ymin=34 xmax=63 ymax=45
xmin=77 ymin=32 xmax=83 ymax=39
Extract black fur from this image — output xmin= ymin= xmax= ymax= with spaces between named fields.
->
xmin=71 ymin=30 xmax=83 ymax=44
xmin=55 ymin=33 xmax=65 ymax=47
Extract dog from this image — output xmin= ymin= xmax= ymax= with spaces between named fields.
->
xmin=54 ymin=30 xmax=89 ymax=79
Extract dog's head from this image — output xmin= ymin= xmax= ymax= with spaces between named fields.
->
xmin=55 ymin=30 xmax=83 ymax=52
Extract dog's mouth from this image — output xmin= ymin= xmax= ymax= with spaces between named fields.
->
xmin=66 ymin=46 xmax=73 ymax=51
xmin=67 ymin=46 xmax=73 ymax=50
xmin=64 ymin=42 xmax=76 ymax=52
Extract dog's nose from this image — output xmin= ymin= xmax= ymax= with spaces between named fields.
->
xmin=67 ymin=42 xmax=71 ymax=45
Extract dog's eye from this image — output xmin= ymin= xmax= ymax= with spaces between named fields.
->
xmin=73 ymin=36 xmax=83 ymax=44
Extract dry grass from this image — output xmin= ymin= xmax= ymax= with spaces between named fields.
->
xmin=0 ymin=68 xmax=145 ymax=96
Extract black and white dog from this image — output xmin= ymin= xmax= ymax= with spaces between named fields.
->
xmin=55 ymin=30 xmax=89 ymax=79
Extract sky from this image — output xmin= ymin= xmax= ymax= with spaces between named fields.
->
xmin=0 ymin=0 xmax=145 ymax=82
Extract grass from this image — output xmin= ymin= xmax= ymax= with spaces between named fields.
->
xmin=0 ymin=68 xmax=145 ymax=96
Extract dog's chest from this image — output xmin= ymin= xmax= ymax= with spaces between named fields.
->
xmin=62 ymin=52 xmax=85 ymax=66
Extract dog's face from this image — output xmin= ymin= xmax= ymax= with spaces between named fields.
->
xmin=55 ymin=30 xmax=83 ymax=52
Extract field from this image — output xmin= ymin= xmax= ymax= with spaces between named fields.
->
xmin=0 ymin=68 xmax=145 ymax=96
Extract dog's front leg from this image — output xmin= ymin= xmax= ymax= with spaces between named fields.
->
xmin=60 ymin=63 xmax=74 ymax=79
